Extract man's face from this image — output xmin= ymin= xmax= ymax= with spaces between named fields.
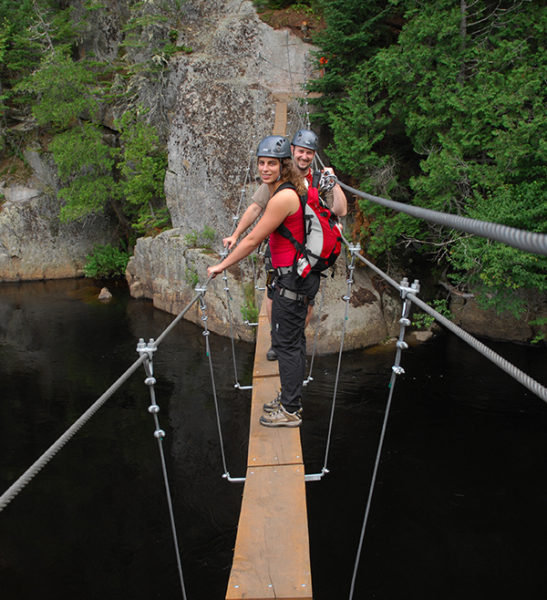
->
xmin=292 ymin=145 xmax=315 ymax=174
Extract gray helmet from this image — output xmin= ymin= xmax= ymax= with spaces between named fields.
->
xmin=256 ymin=135 xmax=291 ymax=159
xmin=291 ymin=129 xmax=318 ymax=151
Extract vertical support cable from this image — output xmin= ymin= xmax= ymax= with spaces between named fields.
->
xmin=220 ymin=250 xmax=241 ymax=389
xmin=319 ymin=245 xmax=360 ymax=477
xmin=196 ymin=286 xmax=245 ymax=483
xmin=303 ymin=282 xmax=324 ymax=387
xmin=348 ymin=278 xmax=420 ymax=600
xmin=136 ymin=338 xmax=187 ymax=600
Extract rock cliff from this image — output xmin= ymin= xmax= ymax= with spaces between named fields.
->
xmin=124 ymin=0 xmax=404 ymax=350
xmin=1 ymin=0 xmax=542 ymax=348
xmin=0 ymin=150 xmax=117 ymax=280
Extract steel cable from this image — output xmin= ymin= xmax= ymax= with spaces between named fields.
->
xmin=0 ymin=355 xmax=146 ymax=512
xmin=337 ymin=180 xmax=547 ymax=256
xmin=343 ymin=237 xmax=546 ymax=403
xmin=0 ymin=288 xmax=207 ymax=512
xmin=409 ymin=294 xmax=547 ymax=403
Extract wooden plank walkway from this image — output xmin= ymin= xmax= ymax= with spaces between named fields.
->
xmin=225 ymin=297 xmax=313 ymax=599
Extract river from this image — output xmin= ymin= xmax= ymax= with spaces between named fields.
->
xmin=0 ymin=279 xmax=545 ymax=600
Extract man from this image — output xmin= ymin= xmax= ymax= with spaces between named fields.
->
xmin=209 ymin=135 xmax=318 ymax=427
xmin=222 ymin=129 xmax=347 ymax=359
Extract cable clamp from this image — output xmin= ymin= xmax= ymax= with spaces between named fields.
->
xmin=399 ymin=277 xmax=421 ymax=299
xmin=392 ymin=365 xmax=405 ymax=375
xmin=396 ymin=340 xmax=408 ymax=350
xmin=136 ymin=338 xmax=157 ymax=360
xmin=399 ymin=317 xmax=411 ymax=327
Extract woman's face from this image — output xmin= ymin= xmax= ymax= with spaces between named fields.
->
xmin=257 ymin=157 xmax=281 ymax=184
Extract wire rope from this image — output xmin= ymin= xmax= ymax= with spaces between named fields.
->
xmin=138 ymin=341 xmax=187 ymax=600
xmin=348 ymin=291 xmax=415 ymax=600
xmin=337 ymin=180 xmax=547 ymax=256
xmin=0 ymin=354 xmax=146 ymax=512
xmin=343 ymin=237 xmax=546 ymax=403
xmin=320 ymin=244 xmax=360 ymax=476
xmin=408 ymin=294 xmax=547 ymax=403
xmin=0 ymin=286 xmax=208 ymax=512
xmin=196 ymin=289 xmax=245 ymax=483
xmin=303 ymin=282 xmax=324 ymax=387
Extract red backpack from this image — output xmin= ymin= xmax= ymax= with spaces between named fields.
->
xmin=276 ymin=178 xmax=342 ymax=278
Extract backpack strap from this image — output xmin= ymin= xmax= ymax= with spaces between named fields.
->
xmin=272 ymin=181 xmax=297 ymax=196
xmin=276 ymin=189 xmax=309 ymax=257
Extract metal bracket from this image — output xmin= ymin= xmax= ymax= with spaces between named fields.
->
xmin=136 ymin=337 xmax=157 ymax=359
xmin=399 ymin=277 xmax=421 ymax=299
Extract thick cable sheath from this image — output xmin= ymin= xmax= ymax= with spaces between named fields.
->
xmin=338 ymin=180 xmax=547 ymax=256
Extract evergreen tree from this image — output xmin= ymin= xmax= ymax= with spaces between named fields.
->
xmin=323 ymin=0 xmax=546 ymax=313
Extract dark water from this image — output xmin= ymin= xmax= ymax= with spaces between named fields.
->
xmin=0 ymin=279 xmax=545 ymax=600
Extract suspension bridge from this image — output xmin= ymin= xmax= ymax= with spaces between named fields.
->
xmin=1 ymin=40 xmax=547 ymax=599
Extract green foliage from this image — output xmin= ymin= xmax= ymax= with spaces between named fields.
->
xmin=201 ymin=225 xmax=216 ymax=248
xmin=323 ymin=0 xmax=547 ymax=311
xmin=253 ymin=1 xmax=313 ymax=10
xmin=529 ymin=317 xmax=546 ymax=345
xmin=184 ymin=266 xmax=199 ymax=288
xmin=83 ymin=244 xmax=130 ymax=279
xmin=50 ymin=122 xmax=118 ymax=222
xmin=184 ymin=226 xmax=216 ymax=249
xmin=116 ymin=110 xmax=170 ymax=236
xmin=241 ymin=282 xmax=258 ymax=324
xmin=185 ymin=230 xmax=198 ymax=247
xmin=17 ymin=50 xmax=103 ymax=129
xmin=1 ymin=2 xmax=173 ymax=242
xmin=412 ymin=298 xmax=451 ymax=331
xmin=307 ymin=0 xmax=403 ymax=121
xmin=241 ymin=300 xmax=259 ymax=324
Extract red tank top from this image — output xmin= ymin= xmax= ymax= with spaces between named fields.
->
xmin=269 ymin=187 xmax=304 ymax=269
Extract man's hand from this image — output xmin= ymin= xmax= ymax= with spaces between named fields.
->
xmin=222 ymin=234 xmax=238 ymax=249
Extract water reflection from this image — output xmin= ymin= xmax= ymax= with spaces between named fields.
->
xmin=0 ymin=279 xmax=545 ymax=600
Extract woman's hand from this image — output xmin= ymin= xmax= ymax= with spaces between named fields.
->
xmin=207 ymin=264 xmax=224 ymax=279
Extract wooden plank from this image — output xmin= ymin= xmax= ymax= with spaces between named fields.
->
xmin=225 ymin=465 xmax=313 ymax=600
xmin=272 ymin=101 xmax=288 ymax=136
xmin=253 ymin=314 xmax=278 ymax=379
xmin=248 ymin=375 xmax=304 ymax=468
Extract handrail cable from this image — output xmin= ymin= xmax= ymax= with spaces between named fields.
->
xmin=337 ymin=179 xmax=547 ymax=256
xmin=344 ymin=237 xmax=547 ymax=403
xmin=408 ymin=293 xmax=547 ymax=403
xmin=0 ymin=285 xmax=207 ymax=512
xmin=348 ymin=281 xmax=417 ymax=600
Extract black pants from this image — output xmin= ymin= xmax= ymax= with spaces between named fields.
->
xmin=271 ymin=272 xmax=320 ymax=413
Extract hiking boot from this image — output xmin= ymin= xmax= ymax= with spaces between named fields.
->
xmin=266 ymin=346 xmax=277 ymax=361
xmin=263 ymin=393 xmax=281 ymax=413
xmin=259 ymin=406 xmax=302 ymax=428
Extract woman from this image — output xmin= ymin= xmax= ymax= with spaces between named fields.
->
xmin=207 ymin=135 xmax=320 ymax=427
